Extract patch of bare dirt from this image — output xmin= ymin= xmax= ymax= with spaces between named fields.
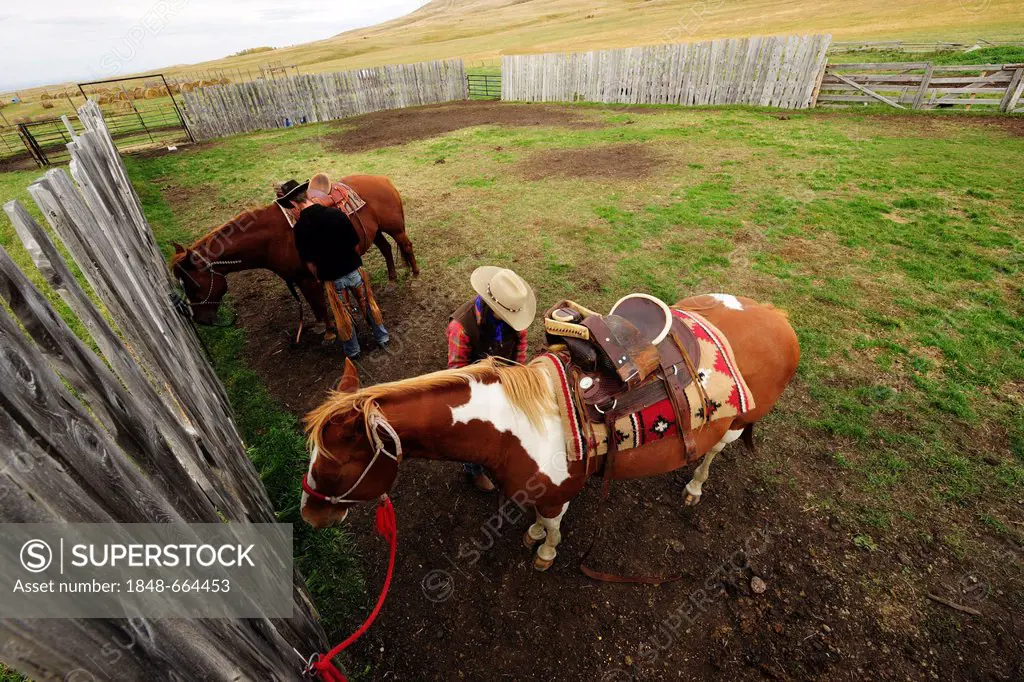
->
xmin=159 ymin=180 xmax=215 ymax=215
xmin=327 ymin=100 xmax=604 ymax=153
xmin=0 ymin=153 xmax=39 ymax=172
xmin=882 ymin=211 xmax=912 ymax=224
xmin=519 ymin=143 xmax=662 ymax=180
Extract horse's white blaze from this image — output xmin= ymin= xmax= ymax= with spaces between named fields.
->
xmin=301 ymin=445 xmax=319 ymax=508
xmin=709 ymin=293 xmax=744 ymax=310
xmin=450 ymin=379 xmax=569 ymax=486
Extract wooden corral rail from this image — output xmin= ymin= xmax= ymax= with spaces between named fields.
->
xmin=501 ymin=34 xmax=832 ymax=109
xmin=181 ymin=59 xmax=468 ymax=141
xmin=0 ymin=101 xmax=332 ymax=680
xmin=817 ymin=62 xmax=1024 ymax=112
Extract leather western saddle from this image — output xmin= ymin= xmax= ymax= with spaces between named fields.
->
xmin=544 ymin=294 xmax=709 ymax=458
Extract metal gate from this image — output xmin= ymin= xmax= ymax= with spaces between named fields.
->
xmin=8 ymin=73 xmax=195 ymax=167
xmin=467 ymin=74 xmax=501 ymax=100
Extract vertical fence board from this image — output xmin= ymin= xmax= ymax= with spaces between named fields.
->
xmin=0 ymin=100 xmax=331 ymax=680
xmin=182 ymin=59 xmax=467 ymax=141
xmin=500 ymin=35 xmax=832 ymax=110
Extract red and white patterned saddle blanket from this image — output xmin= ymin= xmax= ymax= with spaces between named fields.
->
xmin=279 ymin=182 xmax=367 ymax=227
xmin=534 ymin=309 xmax=755 ymax=462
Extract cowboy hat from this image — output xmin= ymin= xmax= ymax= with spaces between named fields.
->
xmin=275 ymin=179 xmax=300 ymax=197
xmin=470 ymin=266 xmax=536 ymax=332
xmin=276 ymin=180 xmax=309 ymax=208
xmin=308 ymin=172 xmax=331 ymax=199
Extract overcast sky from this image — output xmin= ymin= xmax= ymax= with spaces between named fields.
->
xmin=0 ymin=0 xmax=429 ymax=91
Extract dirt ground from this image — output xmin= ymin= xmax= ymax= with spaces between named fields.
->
xmin=194 ymin=104 xmax=1022 ymax=681
xmin=519 ymin=143 xmax=663 ymax=180
xmin=328 ymin=100 xmax=603 ymax=153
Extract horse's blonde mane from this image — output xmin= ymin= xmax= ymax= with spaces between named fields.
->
xmin=305 ymin=358 xmax=556 ymax=462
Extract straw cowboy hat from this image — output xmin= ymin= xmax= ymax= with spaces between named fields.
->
xmin=470 ymin=266 xmax=536 ymax=331
xmin=308 ymin=172 xmax=332 ymax=199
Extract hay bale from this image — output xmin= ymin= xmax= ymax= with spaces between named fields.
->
xmin=40 ymin=100 xmax=55 ymax=109
xmin=96 ymin=95 xmax=111 ymax=105
xmin=40 ymin=93 xmax=52 ymax=101
xmin=114 ymin=100 xmax=133 ymax=113
xmin=132 ymin=87 xmax=146 ymax=99
xmin=179 ymin=82 xmax=193 ymax=93
xmin=144 ymin=87 xmax=163 ymax=99
xmin=219 ymin=77 xmax=230 ymax=84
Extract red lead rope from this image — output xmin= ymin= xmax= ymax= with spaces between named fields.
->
xmin=306 ymin=496 xmax=397 ymax=681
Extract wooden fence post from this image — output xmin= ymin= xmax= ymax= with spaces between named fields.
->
xmin=911 ymin=63 xmax=935 ymax=109
xmin=0 ymin=100 xmax=332 ymax=680
xmin=1000 ymin=67 xmax=1024 ymax=112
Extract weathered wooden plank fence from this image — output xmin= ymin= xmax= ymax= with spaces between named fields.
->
xmin=181 ymin=59 xmax=468 ymax=140
xmin=501 ymin=34 xmax=832 ymax=109
xmin=817 ymin=62 xmax=1024 ymax=111
xmin=0 ymin=101 xmax=331 ymax=680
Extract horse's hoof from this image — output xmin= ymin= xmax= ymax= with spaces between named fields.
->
xmin=523 ymin=530 xmax=540 ymax=550
xmin=534 ymin=555 xmax=554 ymax=572
xmin=684 ymin=492 xmax=701 ymax=507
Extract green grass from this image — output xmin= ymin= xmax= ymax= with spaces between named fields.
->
xmin=138 ymin=102 xmax=1024 ymax=558
xmin=0 ymin=136 xmax=367 ymax=647
xmin=124 ymin=162 xmax=367 ymax=636
xmin=0 ymin=665 xmax=26 ymax=682
xmin=195 ymin=313 xmax=366 ymax=632
xmin=830 ymin=45 xmax=1024 ymax=65
xmin=1 ymin=101 xmax=1022 ymax=670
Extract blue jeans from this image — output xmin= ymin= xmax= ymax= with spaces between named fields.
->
xmin=333 ymin=270 xmax=389 ymax=357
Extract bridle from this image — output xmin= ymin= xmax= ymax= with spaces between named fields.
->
xmin=177 ymin=255 xmax=243 ymax=308
xmin=302 ymin=406 xmax=403 ymax=506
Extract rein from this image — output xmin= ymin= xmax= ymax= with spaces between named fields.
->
xmin=302 ymin=406 xmax=402 ymax=680
xmin=304 ymin=495 xmax=397 ymax=681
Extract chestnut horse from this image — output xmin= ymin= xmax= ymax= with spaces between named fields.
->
xmin=171 ymin=175 xmax=418 ymax=326
xmin=300 ymin=294 xmax=799 ymax=571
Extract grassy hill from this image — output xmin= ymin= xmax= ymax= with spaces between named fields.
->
xmin=164 ymin=0 xmax=1024 ymax=76
xmin=2 ymin=0 xmax=1022 ymax=122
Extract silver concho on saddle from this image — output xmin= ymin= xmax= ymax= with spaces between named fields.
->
xmin=543 ymin=294 xmax=706 ymax=456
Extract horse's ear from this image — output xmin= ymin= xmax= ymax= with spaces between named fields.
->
xmin=173 ymin=242 xmax=186 ymax=255
xmin=337 ymin=358 xmax=361 ymax=393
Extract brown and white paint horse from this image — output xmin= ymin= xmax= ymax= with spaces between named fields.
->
xmin=301 ymin=294 xmax=799 ymax=570
xmin=171 ymin=175 xmax=418 ymax=326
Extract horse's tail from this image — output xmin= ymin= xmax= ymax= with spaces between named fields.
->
xmin=740 ymin=423 xmax=757 ymax=455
